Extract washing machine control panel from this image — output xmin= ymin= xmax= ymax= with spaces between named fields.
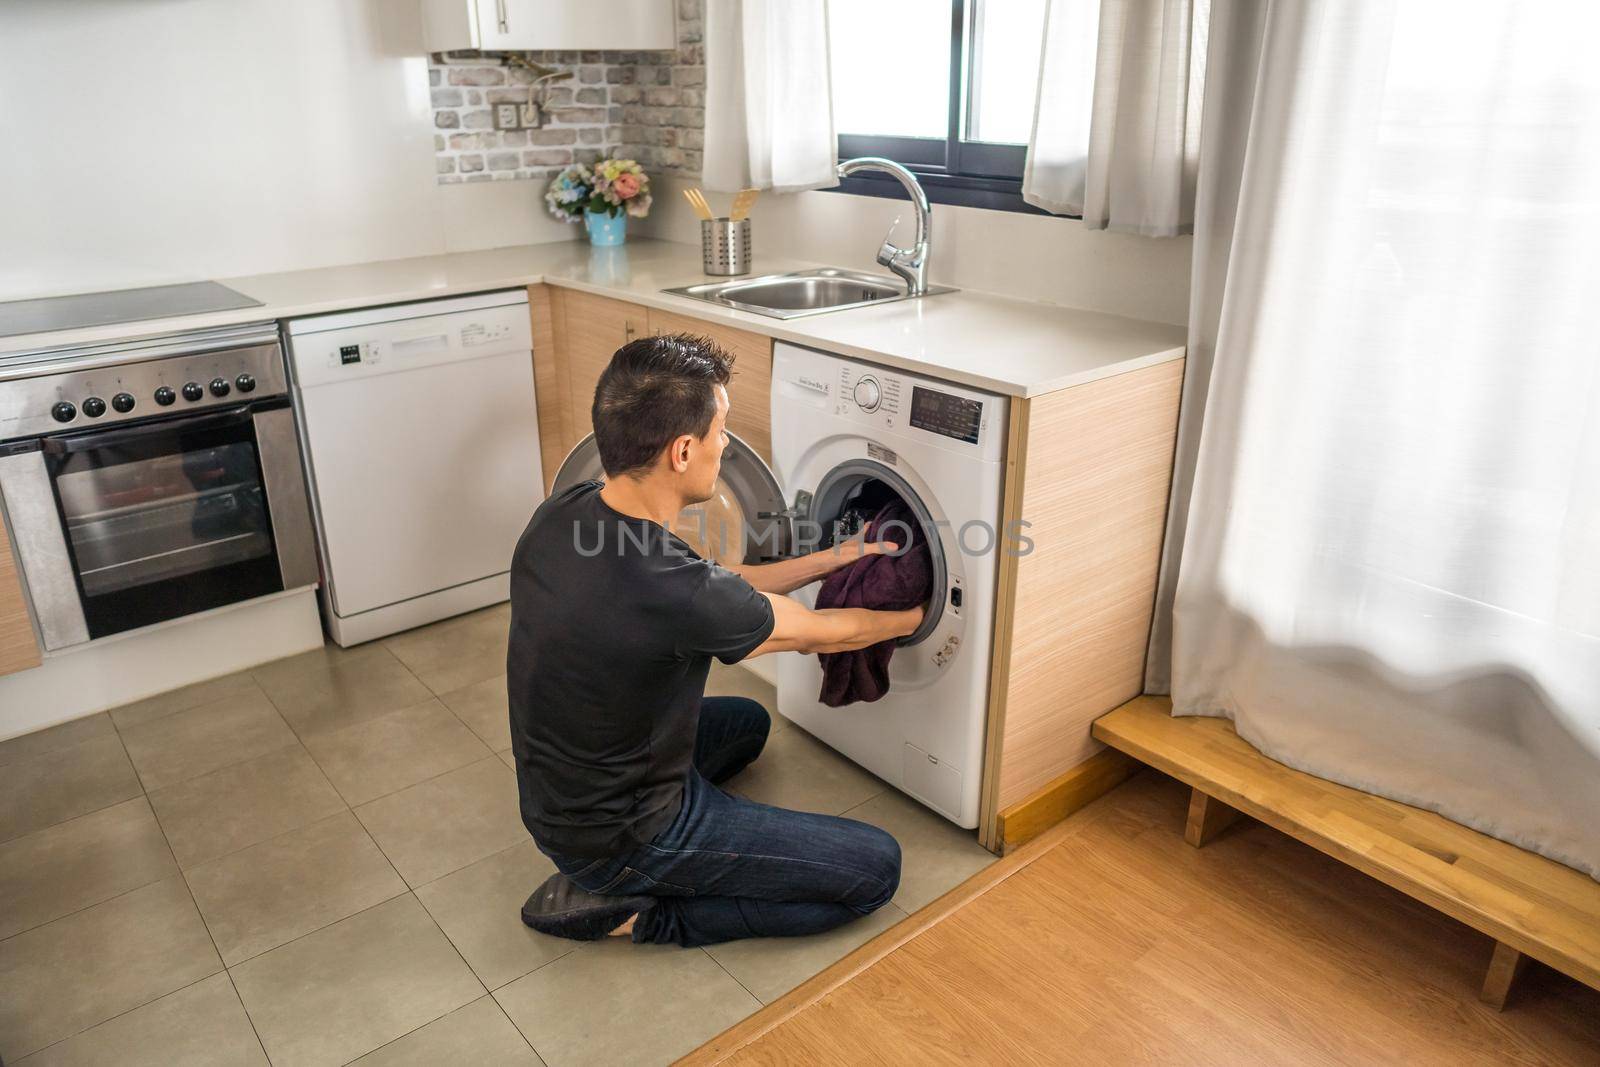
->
xmin=832 ymin=364 xmax=904 ymax=425
xmin=775 ymin=342 xmax=1007 ymax=462
xmin=852 ymin=376 xmax=882 ymax=412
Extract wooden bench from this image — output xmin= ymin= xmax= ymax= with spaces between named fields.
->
xmin=1093 ymin=696 xmax=1600 ymax=1011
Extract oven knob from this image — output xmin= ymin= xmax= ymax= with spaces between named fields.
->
xmin=853 ymin=376 xmax=882 ymax=412
xmin=51 ymin=401 xmax=76 ymax=423
xmin=182 ymin=381 xmax=204 ymax=402
xmin=82 ymin=396 xmax=107 ymax=418
xmin=112 ymin=392 xmax=136 ymax=413
xmin=209 ymin=377 xmax=231 ymax=397
xmin=154 ymin=386 xmax=176 ymax=406
xmin=234 ymin=373 xmax=257 ymax=393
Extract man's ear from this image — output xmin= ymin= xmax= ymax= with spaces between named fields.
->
xmin=668 ymin=434 xmax=694 ymax=473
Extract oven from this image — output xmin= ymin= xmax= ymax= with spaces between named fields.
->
xmin=0 ymin=323 xmax=317 ymax=650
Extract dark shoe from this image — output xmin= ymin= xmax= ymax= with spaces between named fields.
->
xmin=520 ymin=872 xmax=653 ymax=941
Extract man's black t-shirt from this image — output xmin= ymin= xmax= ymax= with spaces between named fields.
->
xmin=507 ymin=481 xmax=775 ymax=858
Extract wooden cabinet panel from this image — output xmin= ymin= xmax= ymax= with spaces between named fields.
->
xmin=977 ymin=358 xmax=1184 ymax=848
xmin=536 ymin=291 xmax=772 ymax=489
xmin=550 ymin=288 xmax=649 ymax=460
xmin=0 ymin=520 xmax=42 ymax=677
xmin=647 ymin=309 xmax=774 ymax=462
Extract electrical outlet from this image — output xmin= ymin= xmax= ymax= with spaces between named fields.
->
xmin=520 ymin=103 xmax=543 ymax=129
xmin=493 ymin=103 xmax=521 ymax=130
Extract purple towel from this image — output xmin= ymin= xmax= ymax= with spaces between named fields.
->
xmin=814 ymin=500 xmax=932 ymax=706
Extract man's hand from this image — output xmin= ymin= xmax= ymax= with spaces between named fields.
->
xmin=817 ymin=537 xmax=900 ymax=574
xmin=729 ymin=538 xmax=903 ymax=595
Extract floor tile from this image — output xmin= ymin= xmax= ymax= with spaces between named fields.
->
xmin=499 ymin=748 xmax=518 ymax=771
xmin=495 ymin=940 xmax=760 ymax=1067
xmin=0 ymin=797 xmax=177 ymax=940
xmin=147 ymin=746 xmax=345 ymax=869
xmin=119 ymin=688 xmax=297 ymax=791
xmin=247 ymin=639 xmax=392 ymax=693
xmin=304 ymin=699 xmax=492 ymax=806
xmin=703 ymin=902 xmax=908 ymax=1004
xmin=0 ymin=734 xmax=143 ymax=844
xmin=704 ymin=664 xmax=781 ymax=727
xmin=355 ymin=757 xmax=527 ymax=888
xmin=108 ymin=671 xmax=259 ymax=731
xmin=19 ymin=972 xmax=267 ymax=1066
xmin=230 ymin=894 xmax=483 ymax=1067
xmin=0 ymin=712 xmax=117 ymax=768
xmin=414 ymin=842 xmax=571 ymax=990
xmin=0 ymin=877 xmax=221 ymax=1061
xmin=186 ymin=812 xmax=407 ymax=965
xmin=439 ymin=675 xmax=512 ymax=752
xmin=255 ymin=646 xmax=433 ymax=738
xmin=842 ymin=788 xmax=998 ymax=913
xmin=351 ymin=995 xmax=542 ymax=1066
xmin=384 ymin=606 xmax=509 ymax=695
xmin=722 ymin=725 xmax=886 ymax=816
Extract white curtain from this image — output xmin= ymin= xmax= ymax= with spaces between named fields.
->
xmin=1155 ymin=0 xmax=1600 ymax=877
xmin=1023 ymin=0 xmax=1205 ymax=234
xmin=702 ymin=0 xmax=837 ymax=194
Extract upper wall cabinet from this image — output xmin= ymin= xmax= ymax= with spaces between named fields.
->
xmin=421 ymin=0 xmax=677 ymax=52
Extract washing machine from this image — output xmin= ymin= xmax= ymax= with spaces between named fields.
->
xmin=552 ymin=341 xmax=1007 ymax=828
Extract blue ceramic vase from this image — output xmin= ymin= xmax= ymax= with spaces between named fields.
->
xmin=584 ymin=209 xmax=627 ymax=246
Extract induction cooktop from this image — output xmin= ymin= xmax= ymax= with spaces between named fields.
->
xmin=0 ymin=281 xmax=264 ymax=339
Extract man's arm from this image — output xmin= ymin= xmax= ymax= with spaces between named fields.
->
xmin=746 ymin=592 xmax=922 ymax=657
xmin=728 ymin=540 xmax=899 ymax=596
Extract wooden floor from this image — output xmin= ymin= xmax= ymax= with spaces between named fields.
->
xmin=687 ymin=772 xmax=1600 ymax=1065
xmin=1094 ymin=697 xmax=1600 ymax=1002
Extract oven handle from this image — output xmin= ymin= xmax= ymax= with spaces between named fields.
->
xmin=40 ymin=403 xmax=264 ymax=455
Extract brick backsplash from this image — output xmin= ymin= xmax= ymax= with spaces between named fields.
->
xmin=429 ymin=0 xmax=705 ymax=187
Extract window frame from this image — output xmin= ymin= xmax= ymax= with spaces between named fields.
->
xmin=824 ymin=0 xmax=1068 ymax=217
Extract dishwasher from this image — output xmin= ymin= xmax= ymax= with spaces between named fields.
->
xmin=284 ymin=289 xmax=542 ymax=645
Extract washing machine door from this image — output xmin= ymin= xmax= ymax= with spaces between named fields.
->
xmin=551 ymin=431 xmax=791 ymax=567
xmin=794 ymin=455 xmax=960 ymax=652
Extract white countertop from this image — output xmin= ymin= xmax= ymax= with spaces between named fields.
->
xmin=0 ymin=240 xmax=1185 ymax=397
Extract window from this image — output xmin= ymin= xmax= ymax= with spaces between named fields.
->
xmin=827 ymin=0 xmax=1054 ymax=214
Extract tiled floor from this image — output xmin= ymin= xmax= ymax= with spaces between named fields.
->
xmin=0 ymin=604 xmax=996 ymax=1066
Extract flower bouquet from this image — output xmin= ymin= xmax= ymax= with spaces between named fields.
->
xmin=544 ymin=159 xmax=652 ymax=246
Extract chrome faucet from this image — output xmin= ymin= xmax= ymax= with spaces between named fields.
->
xmin=836 ymin=156 xmax=933 ymax=296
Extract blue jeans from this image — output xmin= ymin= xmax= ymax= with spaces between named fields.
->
xmin=538 ymin=696 xmax=902 ymax=947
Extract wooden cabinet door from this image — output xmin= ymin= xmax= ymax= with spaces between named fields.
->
xmin=551 ymin=289 xmax=649 ymax=457
xmin=647 ymin=309 xmax=774 ymax=462
xmin=0 ymin=521 xmax=42 ymax=677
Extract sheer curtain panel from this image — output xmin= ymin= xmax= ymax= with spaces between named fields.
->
xmin=702 ymin=0 xmax=837 ymax=193
xmin=1154 ymin=0 xmax=1600 ymax=877
xmin=1023 ymin=0 xmax=1205 ymax=234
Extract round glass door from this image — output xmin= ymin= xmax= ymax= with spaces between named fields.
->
xmin=551 ymin=430 xmax=790 ymax=565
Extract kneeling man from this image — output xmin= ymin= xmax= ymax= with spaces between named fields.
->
xmin=509 ymin=333 xmax=922 ymax=946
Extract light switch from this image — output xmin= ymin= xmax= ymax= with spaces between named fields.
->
xmin=493 ymin=103 xmax=521 ymax=130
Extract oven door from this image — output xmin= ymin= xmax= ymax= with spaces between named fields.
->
xmin=18 ymin=400 xmax=315 ymax=644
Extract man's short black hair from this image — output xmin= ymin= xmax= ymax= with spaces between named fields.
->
xmin=592 ymin=332 xmax=735 ymax=478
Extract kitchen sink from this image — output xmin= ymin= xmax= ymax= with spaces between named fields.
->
xmin=662 ymin=269 xmax=956 ymax=320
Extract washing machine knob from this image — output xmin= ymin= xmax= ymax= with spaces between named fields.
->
xmin=853 ymin=376 xmax=882 ymax=412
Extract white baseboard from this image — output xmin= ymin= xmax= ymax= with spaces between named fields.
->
xmin=0 ymin=588 xmax=324 ymax=742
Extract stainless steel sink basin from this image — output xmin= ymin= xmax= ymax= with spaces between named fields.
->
xmin=662 ymin=269 xmax=955 ymax=320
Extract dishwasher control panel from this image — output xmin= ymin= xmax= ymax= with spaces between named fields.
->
xmin=285 ymin=290 xmax=531 ymax=389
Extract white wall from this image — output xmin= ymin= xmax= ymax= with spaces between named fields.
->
xmin=637 ymin=175 xmax=1194 ymax=325
xmin=0 ymin=0 xmax=579 ymax=300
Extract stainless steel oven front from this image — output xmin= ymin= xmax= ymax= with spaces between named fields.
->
xmin=0 ymin=322 xmax=318 ymax=650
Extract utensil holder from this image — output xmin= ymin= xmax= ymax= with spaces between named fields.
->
xmin=701 ymin=218 xmax=752 ymax=276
